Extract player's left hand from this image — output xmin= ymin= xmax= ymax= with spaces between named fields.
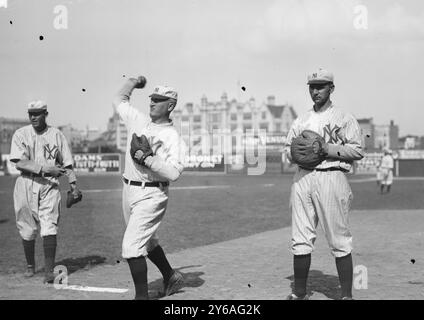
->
xmin=290 ymin=130 xmax=328 ymax=168
xmin=130 ymin=133 xmax=153 ymax=165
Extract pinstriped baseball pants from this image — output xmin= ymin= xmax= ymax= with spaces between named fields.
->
xmin=290 ymin=168 xmax=353 ymax=258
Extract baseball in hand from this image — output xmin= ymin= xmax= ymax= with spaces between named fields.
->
xmin=134 ymin=76 xmax=147 ymax=89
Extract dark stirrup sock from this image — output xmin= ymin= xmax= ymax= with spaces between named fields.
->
xmin=293 ymin=253 xmax=311 ymax=297
xmin=42 ymin=235 xmax=57 ymax=273
xmin=22 ymin=239 xmax=35 ymax=267
xmin=335 ymin=253 xmax=353 ymax=298
xmin=147 ymin=245 xmax=173 ymax=282
xmin=127 ymin=256 xmax=149 ymax=300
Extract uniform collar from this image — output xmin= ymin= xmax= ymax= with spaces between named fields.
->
xmin=312 ymin=103 xmax=333 ymax=113
xmin=149 ymin=120 xmax=173 ymax=127
xmin=31 ymin=124 xmax=50 ymax=135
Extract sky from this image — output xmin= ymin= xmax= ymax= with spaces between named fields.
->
xmin=0 ymin=0 xmax=423 ymax=135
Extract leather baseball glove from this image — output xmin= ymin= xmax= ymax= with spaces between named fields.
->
xmin=66 ymin=189 xmax=82 ymax=208
xmin=290 ymin=130 xmax=327 ymax=169
xmin=130 ymin=133 xmax=153 ymax=165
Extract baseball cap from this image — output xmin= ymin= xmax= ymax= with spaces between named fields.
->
xmin=149 ymin=85 xmax=178 ymax=101
xmin=307 ymin=68 xmax=334 ymax=84
xmin=27 ymin=100 xmax=47 ymax=112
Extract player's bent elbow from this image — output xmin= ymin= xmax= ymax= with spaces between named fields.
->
xmin=112 ymin=97 xmax=123 ymax=109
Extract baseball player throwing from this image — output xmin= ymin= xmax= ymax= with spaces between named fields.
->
xmin=285 ymin=69 xmax=364 ymax=300
xmin=113 ymin=76 xmax=186 ymax=300
xmin=9 ymin=101 xmax=81 ymax=284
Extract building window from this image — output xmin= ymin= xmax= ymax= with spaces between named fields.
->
xmin=275 ymin=123 xmax=281 ymax=132
xmin=244 ymin=124 xmax=252 ymax=131
xmin=194 ymin=115 xmax=201 ymax=122
xmin=262 ymin=112 xmax=267 ymax=120
xmin=211 ymin=114 xmax=221 ymax=123
xmin=243 ymin=113 xmax=252 ymax=120
xmin=182 ymin=116 xmax=190 ymax=122
xmin=260 ymin=123 xmax=268 ymax=132
xmin=231 ymin=124 xmax=238 ymax=132
xmin=231 ymin=113 xmax=237 ymax=121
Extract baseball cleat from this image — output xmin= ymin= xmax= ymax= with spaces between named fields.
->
xmin=286 ymin=293 xmax=309 ymax=300
xmin=24 ymin=265 xmax=35 ymax=278
xmin=164 ymin=270 xmax=184 ymax=296
xmin=43 ymin=272 xmax=55 ymax=284
xmin=341 ymin=296 xmax=354 ymax=300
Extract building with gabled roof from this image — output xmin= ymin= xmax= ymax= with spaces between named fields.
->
xmin=172 ymin=93 xmax=297 ymax=156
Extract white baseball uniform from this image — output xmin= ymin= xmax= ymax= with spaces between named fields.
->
xmin=380 ymin=155 xmax=394 ymax=186
xmin=285 ymin=104 xmax=364 ymax=258
xmin=116 ymin=101 xmax=186 ymax=259
xmin=10 ymin=125 xmax=74 ymax=240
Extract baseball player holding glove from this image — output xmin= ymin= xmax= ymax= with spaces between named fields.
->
xmin=285 ymin=69 xmax=364 ymax=300
xmin=9 ymin=101 xmax=81 ymax=284
xmin=113 ymin=76 xmax=187 ymax=300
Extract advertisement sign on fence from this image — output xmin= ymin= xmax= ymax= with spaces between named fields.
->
xmin=73 ymin=153 xmax=121 ymax=173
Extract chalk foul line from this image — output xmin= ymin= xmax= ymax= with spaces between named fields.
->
xmin=56 ymin=284 xmax=128 ymax=293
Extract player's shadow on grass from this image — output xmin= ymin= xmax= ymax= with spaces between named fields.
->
xmin=286 ymin=270 xmax=340 ymax=300
xmin=55 ymin=255 xmax=107 ymax=275
xmin=148 ymin=265 xmax=205 ymax=300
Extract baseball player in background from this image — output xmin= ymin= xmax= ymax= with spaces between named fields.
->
xmin=9 ymin=101 xmax=81 ymax=284
xmin=376 ymin=159 xmax=383 ymax=187
xmin=113 ymin=76 xmax=187 ymax=300
xmin=379 ymin=149 xmax=394 ymax=194
xmin=284 ymin=69 xmax=364 ymax=300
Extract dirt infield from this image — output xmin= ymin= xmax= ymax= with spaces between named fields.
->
xmin=1 ymin=209 xmax=423 ymax=300
xmin=1 ymin=173 xmax=424 ymax=299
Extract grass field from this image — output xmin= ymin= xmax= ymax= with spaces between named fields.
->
xmin=1 ymin=173 xmax=423 ymax=275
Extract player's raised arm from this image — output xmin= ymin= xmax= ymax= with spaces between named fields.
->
xmin=112 ymin=76 xmax=147 ymax=127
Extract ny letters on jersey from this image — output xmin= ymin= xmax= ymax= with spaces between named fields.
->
xmin=43 ymin=144 xmax=59 ymax=160
xmin=323 ymin=123 xmax=341 ymax=144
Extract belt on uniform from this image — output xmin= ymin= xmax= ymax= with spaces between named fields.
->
xmin=123 ymin=177 xmax=169 ymax=187
xmin=21 ymin=172 xmax=53 ymax=178
xmin=300 ymin=167 xmax=348 ymax=173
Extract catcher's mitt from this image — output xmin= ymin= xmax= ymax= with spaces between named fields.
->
xmin=130 ymin=133 xmax=153 ymax=165
xmin=66 ymin=189 xmax=82 ymax=208
xmin=290 ymin=130 xmax=327 ymax=169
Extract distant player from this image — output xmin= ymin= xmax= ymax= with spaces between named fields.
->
xmin=10 ymin=101 xmax=81 ymax=283
xmin=285 ymin=69 xmax=364 ymax=300
xmin=113 ymin=76 xmax=187 ymax=300
xmin=380 ymin=149 xmax=394 ymax=194
xmin=376 ymin=158 xmax=383 ymax=186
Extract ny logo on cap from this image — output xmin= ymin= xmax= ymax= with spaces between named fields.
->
xmin=312 ymin=73 xmax=317 ymax=78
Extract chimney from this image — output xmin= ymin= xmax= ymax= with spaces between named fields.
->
xmin=267 ymin=95 xmax=275 ymax=106
xmin=221 ymin=92 xmax=228 ymax=103
xmin=201 ymin=95 xmax=207 ymax=107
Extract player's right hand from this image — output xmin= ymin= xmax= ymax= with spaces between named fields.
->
xmin=130 ymin=76 xmax=146 ymax=89
xmin=42 ymin=165 xmax=66 ymax=177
